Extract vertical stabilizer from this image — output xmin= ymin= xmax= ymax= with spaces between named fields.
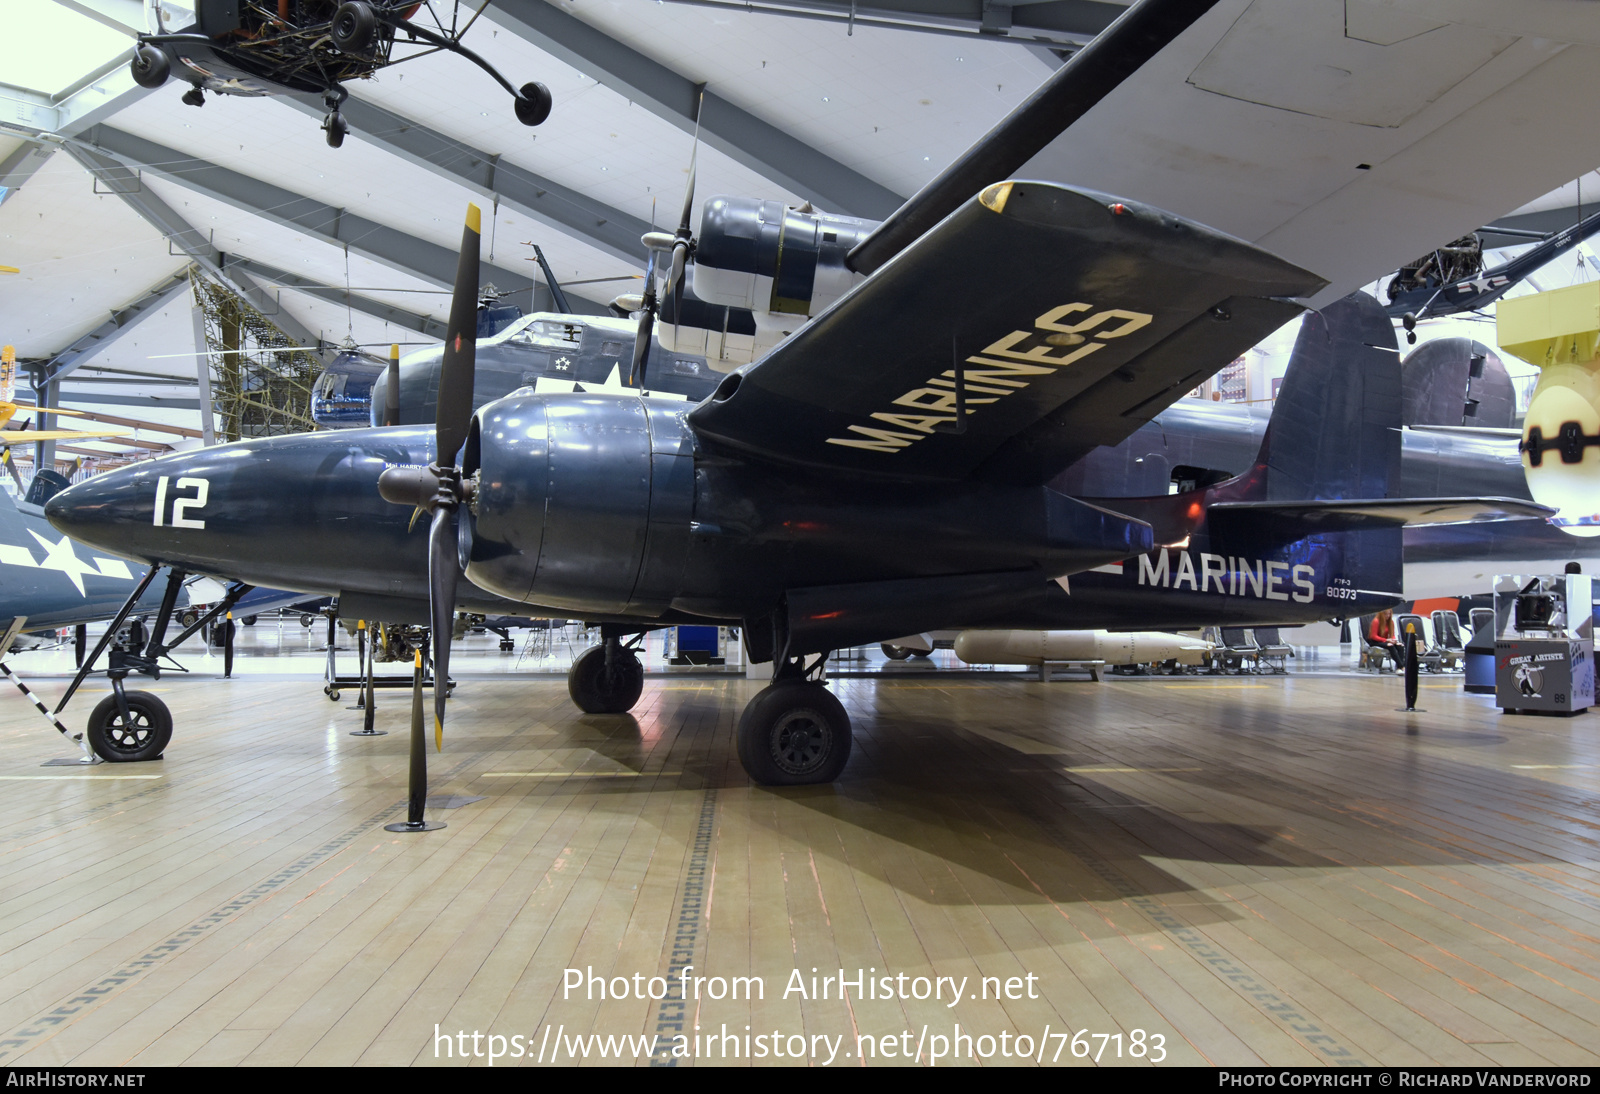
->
xmin=1250 ymin=291 xmax=1401 ymax=502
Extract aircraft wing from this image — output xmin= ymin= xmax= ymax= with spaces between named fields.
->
xmin=0 ymin=429 xmax=130 ymax=444
xmin=688 ymin=181 xmax=1322 ymax=485
xmin=851 ymin=0 xmax=1600 ymax=309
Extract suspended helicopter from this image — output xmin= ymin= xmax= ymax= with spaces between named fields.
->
xmin=1385 ymin=208 xmax=1600 ymax=344
xmin=128 ymin=0 xmax=553 ymax=147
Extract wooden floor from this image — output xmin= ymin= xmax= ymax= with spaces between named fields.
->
xmin=2 ymin=660 xmax=1599 ymax=1067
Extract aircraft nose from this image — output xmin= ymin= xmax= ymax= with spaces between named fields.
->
xmin=44 ymin=463 xmax=159 ymax=561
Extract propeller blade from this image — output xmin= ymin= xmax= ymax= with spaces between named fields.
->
xmin=677 ymin=92 xmax=701 ymax=237
xmin=676 ymin=148 xmax=697 ymax=237
xmin=427 ymin=506 xmax=459 ymax=751
xmin=385 ymin=343 xmax=399 ymax=426
xmin=630 ymin=248 xmax=659 ymax=387
xmin=436 ymin=203 xmax=481 ymax=467
xmin=669 ymin=241 xmax=689 ymax=348
xmin=668 ymin=101 xmax=700 ymax=348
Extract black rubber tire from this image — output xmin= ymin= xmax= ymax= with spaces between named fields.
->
xmin=323 ymin=112 xmax=348 ymax=148
xmin=880 ymin=643 xmax=912 ymax=661
xmin=131 ymin=44 xmax=170 ymax=89
xmin=515 ymin=81 xmax=553 ymax=126
xmin=86 ymin=691 xmax=172 ymax=762
xmin=737 ymin=681 xmax=851 ymax=786
xmin=180 ymin=609 xmax=199 ymax=628
xmin=568 ymin=645 xmax=644 ymax=713
xmin=330 ymin=1 xmax=377 ymax=52
xmin=241 ymin=615 xmax=257 ymax=627
xmin=300 ymin=614 xmax=316 ymax=628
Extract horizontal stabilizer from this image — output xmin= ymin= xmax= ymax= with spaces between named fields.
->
xmin=1210 ymin=497 xmax=1554 ymax=542
xmin=1404 ymin=424 xmax=1522 ymax=439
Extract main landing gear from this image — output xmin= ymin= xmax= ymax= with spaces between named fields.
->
xmin=569 ymin=629 xmax=645 ymax=714
xmin=737 ymin=650 xmax=850 ymax=786
xmin=561 ymin=626 xmax=853 ymax=785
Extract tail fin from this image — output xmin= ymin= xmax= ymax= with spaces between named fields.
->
xmin=1212 ymin=293 xmax=1546 ymax=539
xmin=1247 ymin=290 xmax=1401 ymax=503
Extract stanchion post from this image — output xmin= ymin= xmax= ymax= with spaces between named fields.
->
xmin=1403 ymin=621 xmax=1420 ymax=711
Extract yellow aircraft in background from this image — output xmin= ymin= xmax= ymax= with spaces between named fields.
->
xmin=0 ymin=346 xmax=132 ymax=451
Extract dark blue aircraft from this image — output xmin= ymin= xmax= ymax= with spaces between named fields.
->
xmin=128 ymin=0 xmax=551 ymax=147
xmin=1384 ymin=209 xmax=1600 ymax=343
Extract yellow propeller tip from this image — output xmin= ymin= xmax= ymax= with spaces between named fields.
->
xmin=435 ymin=717 xmax=444 ymax=751
xmin=466 ymin=203 xmax=482 ymax=234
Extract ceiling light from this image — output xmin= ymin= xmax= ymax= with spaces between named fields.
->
xmin=821 ymin=96 xmax=829 ymax=102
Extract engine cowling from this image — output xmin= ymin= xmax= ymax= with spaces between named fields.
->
xmin=463 ymin=393 xmax=696 ymax=614
xmin=691 ymin=196 xmax=873 ymax=320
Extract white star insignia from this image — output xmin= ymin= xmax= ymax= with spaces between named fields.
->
xmin=27 ymin=529 xmax=100 ymax=596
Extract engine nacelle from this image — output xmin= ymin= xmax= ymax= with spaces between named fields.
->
xmin=691 ymin=196 xmax=873 ymax=321
xmin=1498 ymin=283 xmax=1600 ymax=537
xmin=463 ymin=393 xmax=696 ymax=614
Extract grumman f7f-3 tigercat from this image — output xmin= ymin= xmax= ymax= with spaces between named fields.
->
xmin=41 ymin=0 xmax=1600 ymax=789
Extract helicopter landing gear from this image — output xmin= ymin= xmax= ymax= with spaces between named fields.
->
xmin=321 ymin=86 xmax=349 ymax=148
xmin=181 ymin=85 xmax=204 ymax=108
xmin=515 ymin=81 xmax=553 ymax=126
xmin=331 ymin=1 xmax=377 ymax=53
xmin=131 ymin=44 xmax=170 ymax=89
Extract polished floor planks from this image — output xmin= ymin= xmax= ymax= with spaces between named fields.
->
xmin=1 ymin=655 xmax=1599 ymax=1065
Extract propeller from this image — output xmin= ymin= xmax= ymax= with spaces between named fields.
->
xmin=627 ymin=244 xmax=663 ymax=388
xmin=665 ymin=141 xmax=698 ymax=347
xmin=376 ymin=202 xmax=480 ymax=754
xmin=665 ymin=97 xmax=704 ymax=349
xmin=630 ymin=105 xmax=702 ymax=386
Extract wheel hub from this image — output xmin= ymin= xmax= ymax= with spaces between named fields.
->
xmin=106 ymin=716 xmax=153 ymax=751
xmin=771 ymin=709 xmax=830 ymax=776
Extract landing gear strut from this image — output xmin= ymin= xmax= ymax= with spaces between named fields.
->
xmin=737 ymin=625 xmax=851 ymax=786
xmin=322 ymin=85 xmax=349 ymax=148
xmin=53 ymin=566 xmax=254 ymax=762
xmin=568 ymin=628 xmax=644 ymax=713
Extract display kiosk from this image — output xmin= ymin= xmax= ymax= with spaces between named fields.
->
xmin=1493 ymin=572 xmax=1595 ymax=715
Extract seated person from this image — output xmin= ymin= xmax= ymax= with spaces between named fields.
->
xmin=1368 ymin=609 xmax=1407 ymax=667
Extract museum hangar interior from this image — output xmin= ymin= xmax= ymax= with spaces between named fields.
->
xmin=2 ymin=0 xmax=1600 ymax=1069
